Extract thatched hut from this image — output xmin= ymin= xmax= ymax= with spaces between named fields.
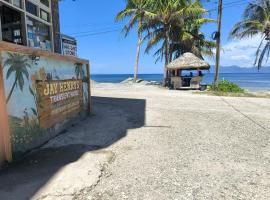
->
xmin=167 ymin=53 xmax=210 ymax=90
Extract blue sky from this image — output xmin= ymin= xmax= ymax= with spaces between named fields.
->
xmin=59 ymin=0 xmax=259 ymax=74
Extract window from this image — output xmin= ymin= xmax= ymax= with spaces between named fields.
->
xmin=40 ymin=0 xmax=49 ymax=7
xmin=1 ymin=6 xmax=24 ymax=45
xmin=27 ymin=17 xmax=52 ymax=51
xmin=13 ymin=0 xmax=22 ymax=8
xmin=40 ymin=9 xmax=50 ymax=22
xmin=26 ymin=1 xmax=38 ymax=16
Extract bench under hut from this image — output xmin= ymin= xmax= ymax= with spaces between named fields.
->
xmin=167 ymin=53 xmax=210 ymax=90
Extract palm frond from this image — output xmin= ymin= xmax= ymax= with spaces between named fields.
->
xmin=257 ymin=41 xmax=270 ymax=69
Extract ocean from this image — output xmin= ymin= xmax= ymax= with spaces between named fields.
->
xmin=91 ymin=73 xmax=270 ymax=91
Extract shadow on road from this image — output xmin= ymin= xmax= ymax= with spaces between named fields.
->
xmin=0 ymin=96 xmax=146 ymax=200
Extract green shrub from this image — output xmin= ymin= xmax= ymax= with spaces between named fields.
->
xmin=210 ymin=80 xmax=244 ymax=93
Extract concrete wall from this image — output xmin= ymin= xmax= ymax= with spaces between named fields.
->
xmin=0 ymin=47 xmax=90 ymax=160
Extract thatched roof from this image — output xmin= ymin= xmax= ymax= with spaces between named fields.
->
xmin=167 ymin=53 xmax=210 ymax=70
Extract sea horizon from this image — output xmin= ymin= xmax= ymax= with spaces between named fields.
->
xmin=91 ymin=73 xmax=270 ymax=92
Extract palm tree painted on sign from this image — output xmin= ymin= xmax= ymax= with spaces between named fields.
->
xmin=4 ymin=53 xmax=31 ymax=103
xmin=230 ymin=0 xmax=270 ymax=69
xmin=75 ymin=63 xmax=85 ymax=80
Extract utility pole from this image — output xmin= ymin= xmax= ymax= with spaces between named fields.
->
xmin=214 ymin=0 xmax=223 ymax=88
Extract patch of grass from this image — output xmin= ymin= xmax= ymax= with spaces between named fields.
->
xmin=195 ymin=80 xmax=270 ymax=98
xmin=195 ymin=90 xmax=270 ymax=98
xmin=209 ymin=80 xmax=245 ymax=93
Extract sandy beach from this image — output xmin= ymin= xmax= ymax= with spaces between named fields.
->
xmin=1 ymin=82 xmax=270 ymax=199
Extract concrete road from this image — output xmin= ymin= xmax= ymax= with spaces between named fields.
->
xmin=0 ymin=83 xmax=270 ymax=200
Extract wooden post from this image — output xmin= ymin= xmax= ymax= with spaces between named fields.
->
xmin=0 ymin=54 xmax=12 ymax=163
xmin=214 ymin=0 xmax=223 ymax=87
xmin=86 ymin=62 xmax=92 ymax=114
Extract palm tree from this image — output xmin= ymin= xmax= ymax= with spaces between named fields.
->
xmin=230 ymin=0 xmax=270 ymax=69
xmin=172 ymin=32 xmax=216 ymax=59
xmin=4 ymin=53 xmax=31 ymax=103
xmin=143 ymin=0 xmax=211 ymax=82
xmin=172 ymin=17 xmax=216 ymax=59
xmin=116 ymin=0 xmax=148 ymax=82
xmin=150 ymin=19 xmax=215 ymax=63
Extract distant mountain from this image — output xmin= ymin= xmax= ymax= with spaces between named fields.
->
xmin=209 ymin=66 xmax=270 ymax=73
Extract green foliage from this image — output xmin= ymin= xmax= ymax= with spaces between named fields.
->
xmin=210 ymin=80 xmax=244 ymax=93
xmin=196 ymin=90 xmax=270 ymax=98
xmin=116 ymin=0 xmax=147 ymax=36
xmin=230 ymin=0 xmax=270 ymax=69
xmin=116 ymin=0 xmax=148 ymax=81
xmin=116 ymin=0 xmax=215 ymax=79
xmin=142 ymin=0 xmax=215 ymax=63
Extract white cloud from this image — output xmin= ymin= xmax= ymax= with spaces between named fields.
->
xmin=230 ymin=55 xmax=250 ymax=61
xmin=207 ymin=35 xmax=268 ymax=67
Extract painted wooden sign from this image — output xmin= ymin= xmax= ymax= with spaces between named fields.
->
xmin=36 ymin=80 xmax=83 ymax=129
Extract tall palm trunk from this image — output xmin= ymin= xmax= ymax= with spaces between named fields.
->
xmin=6 ymin=78 xmax=17 ymax=103
xmin=163 ymin=26 xmax=170 ymax=86
xmin=169 ymin=44 xmax=173 ymax=63
xmin=214 ymin=0 xmax=223 ymax=88
xmin=134 ymin=19 xmax=142 ymax=82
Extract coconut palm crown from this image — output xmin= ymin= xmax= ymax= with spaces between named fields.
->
xmin=116 ymin=0 xmax=148 ymax=82
xmin=142 ymin=0 xmax=213 ymax=80
xmin=230 ymin=0 xmax=270 ymax=69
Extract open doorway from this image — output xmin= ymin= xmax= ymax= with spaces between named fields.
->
xmin=0 ymin=5 xmax=25 ymax=45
